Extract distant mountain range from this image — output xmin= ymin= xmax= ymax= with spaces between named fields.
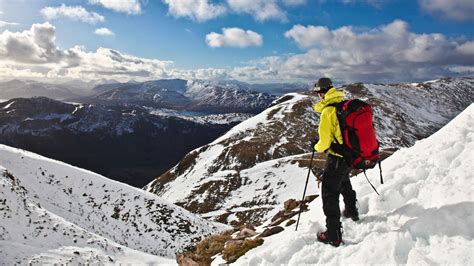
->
xmin=0 ymin=97 xmax=252 ymax=187
xmin=78 ymin=79 xmax=277 ymax=114
xmin=144 ymin=77 xmax=474 ymax=226
xmin=0 ymin=78 xmax=284 ymax=187
xmin=0 ymin=78 xmax=306 ymax=107
xmin=0 ymin=79 xmax=81 ymax=100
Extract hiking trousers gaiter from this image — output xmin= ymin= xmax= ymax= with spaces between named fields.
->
xmin=321 ymin=154 xmax=357 ymax=241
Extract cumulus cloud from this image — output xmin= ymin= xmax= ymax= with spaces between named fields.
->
xmin=89 ymin=0 xmax=141 ymax=15
xmin=0 ymin=21 xmax=18 ymax=27
xmin=59 ymin=47 xmax=172 ymax=80
xmin=94 ymin=27 xmax=115 ymax=36
xmin=227 ymin=0 xmax=287 ymax=22
xmin=206 ymin=28 xmax=263 ymax=48
xmin=0 ymin=20 xmax=18 ymax=28
xmin=0 ymin=22 xmax=173 ymax=81
xmin=2 ymin=20 xmax=472 ymax=84
xmin=419 ymin=0 xmax=474 ymax=21
xmin=40 ymin=4 xmax=105 ymax=24
xmin=162 ymin=0 xmax=226 ymax=22
xmin=235 ymin=19 xmax=474 ymax=82
xmin=0 ymin=22 xmax=80 ymax=65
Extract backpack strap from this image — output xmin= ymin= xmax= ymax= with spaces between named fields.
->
xmin=327 ymin=101 xmax=351 ymax=159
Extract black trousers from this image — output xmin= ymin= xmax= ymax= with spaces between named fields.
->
xmin=321 ymin=154 xmax=357 ymax=240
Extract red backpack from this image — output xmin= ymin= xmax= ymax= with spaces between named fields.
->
xmin=330 ymin=99 xmax=383 ymax=192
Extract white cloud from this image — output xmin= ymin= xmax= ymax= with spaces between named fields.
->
xmin=0 ymin=22 xmax=80 ymax=65
xmin=456 ymin=41 xmax=474 ymax=55
xmin=243 ymin=19 xmax=473 ymax=82
xmin=95 ymin=27 xmax=115 ymax=36
xmin=419 ymin=0 xmax=474 ymax=21
xmin=162 ymin=0 xmax=226 ymax=22
xmin=40 ymin=4 xmax=105 ymax=24
xmin=88 ymin=0 xmax=141 ymax=15
xmin=0 ymin=22 xmax=172 ymax=81
xmin=206 ymin=28 xmax=263 ymax=48
xmin=448 ymin=66 xmax=474 ymax=75
xmin=1 ymin=20 xmax=472 ymax=84
xmin=227 ymin=0 xmax=287 ymax=22
xmin=0 ymin=21 xmax=18 ymax=27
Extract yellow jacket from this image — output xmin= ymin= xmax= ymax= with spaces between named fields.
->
xmin=313 ymin=87 xmax=345 ymax=157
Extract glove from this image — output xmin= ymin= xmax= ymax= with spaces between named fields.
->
xmin=312 ymin=168 xmax=325 ymax=188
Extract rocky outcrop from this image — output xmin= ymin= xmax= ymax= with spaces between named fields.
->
xmin=176 ymin=196 xmax=317 ymax=265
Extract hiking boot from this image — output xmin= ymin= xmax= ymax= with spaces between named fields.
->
xmin=317 ymin=231 xmax=343 ymax=247
xmin=342 ymin=208 xmax=359 ymax=221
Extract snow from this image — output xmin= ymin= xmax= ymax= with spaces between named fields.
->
xmin=148 ymin=107 xmax=253 ymax=125
xmin=231 ymin=103 xmax=474 ymax=265
xmin=2 ymin=100 xmax=14 ymax=109
xmin=0 ymin=144 xmax=228 ymax=264
xmin=211 ymin=93 xmax=305 ymax=144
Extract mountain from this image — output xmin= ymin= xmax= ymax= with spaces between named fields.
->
xmin=0 ymin=79 xmax=82 ymax=100
xmin=144 ymin=77 xmax=474 ymax=226
xmin=0 ymin=97 xmax=249 ymax=187
xmin=0 ymin=144 xmax=228 ymax=264
xmin=193 ymin=79 xmax=309 ymax=96
xmin=81 ymin=79 xmax=276 ymax=114
xmin=228 ymin=103 xmax=474 ymax=265
xmin=60 ymin=78 xmax=120 ymax=90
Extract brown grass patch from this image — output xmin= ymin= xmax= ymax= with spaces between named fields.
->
xmin=178 ymin=230 xmax=234 ymax=265
xmin=179 ymin=175 xmax=243 ymax=214
xmin=266 ymin=106 xmax=282 ymax=120
xmin=149 ymin=151 xmax=199 ymax=194
xmin=222 ymin=238 xmax=264 ymax=263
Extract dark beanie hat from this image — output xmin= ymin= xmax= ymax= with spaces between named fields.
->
xmin=314 ymin=77 xmax=333 ymax=93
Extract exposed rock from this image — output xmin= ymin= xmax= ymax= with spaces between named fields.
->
xmin=176 ymin=254 xmax=200 ymax=266
xmin=222 ymin=238 xmax=264 ymax=264
xmin=269 ymin=211 xmax=298 ymax=227
xmin=258 ymin=226 xmax=284 ymax=238
xmin=283 ymin=199 xmax=298 ymax=211
xmin=304 ymin=194 xmax=319 ymax=203
xmin=234 ymin=228 xmax=257 ymax=240
xmin=286 ymin=219 xmax=296 ymax=227
xmin=271 ymin=210 xmax=285 ymax=222
xmin=225 ymin=239 xmax=244 ymax=249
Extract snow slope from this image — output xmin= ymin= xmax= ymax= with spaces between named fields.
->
xmin=0 ymin=145 xmax=228 ymax=264
xmin=232 ymin=103 xmax=474 ymax=265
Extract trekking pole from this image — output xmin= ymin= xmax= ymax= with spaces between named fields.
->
xmin=295 ymin=150 xmax=315 ymax=231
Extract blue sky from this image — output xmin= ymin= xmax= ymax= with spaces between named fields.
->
xmin=0 ymin=0 xmax=473 ymax=83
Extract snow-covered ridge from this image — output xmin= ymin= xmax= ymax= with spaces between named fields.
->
xmin=0 ymin=144 xmax=228 ymax=264
xmin=233 ymin=103 xmax=474 ymax=265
